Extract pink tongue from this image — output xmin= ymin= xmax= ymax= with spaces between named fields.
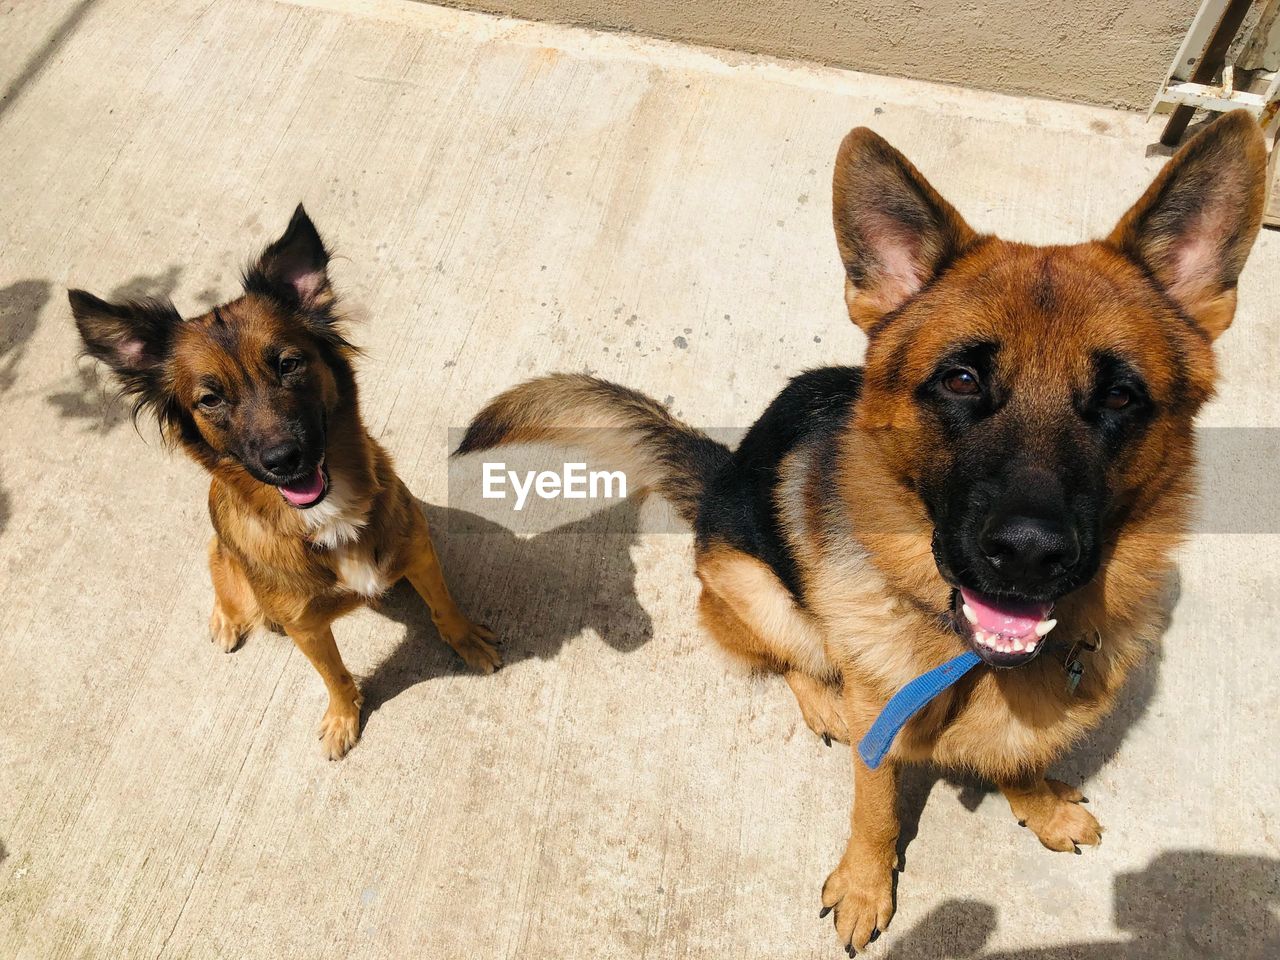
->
xmin=960 ymin=587 xmax=1051 ymax=640
xmin=279 ymin=466 xmax=324 ymax=507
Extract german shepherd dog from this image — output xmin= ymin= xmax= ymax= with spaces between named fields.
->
xmin=69 ymin=207 xmax=500 ymax=759
xmin=458 ymin=111 xmax=1267 ymax=950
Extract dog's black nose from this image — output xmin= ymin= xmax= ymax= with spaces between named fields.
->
xmin=261 ymin=441 xmax=304 ymax=477
xmin=979 ymin=515 xmax=1080 ymax=584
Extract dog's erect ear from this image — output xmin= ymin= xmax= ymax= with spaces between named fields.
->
xmin=245 ymin=204 xmax=332 ymax=309
xmin=1107 ymin=110 xmax=1266 ymax=341
xmin=832 ymin=128 xmax=978 ymax=331
xmin=68 ymin=289 xmax=179 ymax=396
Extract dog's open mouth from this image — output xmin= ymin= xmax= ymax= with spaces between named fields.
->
xmin=278 ymin=460 xmax=329 ymax=509
xmin=952 ymin=587 xmax=1057 ymax=668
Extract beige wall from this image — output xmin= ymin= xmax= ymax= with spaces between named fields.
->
xmin=427 ymin=0 xmax=1199 ymax=108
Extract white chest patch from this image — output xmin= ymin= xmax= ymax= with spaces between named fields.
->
xmin=302 ymin=471 xmax=369 ymax=550
xmin=333 ymin=547 xmax=391 ymax=598
xmin=296 ymin=468 xmax=388 ymax=597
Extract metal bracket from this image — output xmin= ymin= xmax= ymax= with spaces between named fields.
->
xmin=1149 ymin=0 xmax=1280 ymax=145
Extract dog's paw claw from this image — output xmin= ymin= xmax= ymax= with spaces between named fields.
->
xmin=319 ymin=704 xmax=361 ymax=760
xmin=821 ymin=850 xmax=895 ymax=953
xmin=795 ymin=692 xmax=849 ymax=746
xmin=448 ymin=625 xmax=503 ymax=674
xmin=208 ymin=606 xmax=246 ymax=653
xmin=1014 ymin=780 xmax=1103 ymax=853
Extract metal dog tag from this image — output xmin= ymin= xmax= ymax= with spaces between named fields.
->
xmin=1064 ymin=630 xmax=1100 ymax=696
xmin=1065 ymin=658 xmax=1085 ymax=695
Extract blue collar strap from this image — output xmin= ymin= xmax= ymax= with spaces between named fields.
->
xmin=857 ymin=650 xmax=982 ymax=770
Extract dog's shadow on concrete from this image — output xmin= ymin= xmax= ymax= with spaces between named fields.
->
xmin=879 ymin=849 xmax=1279 ymax=959
xmin=893 ymin=570 xmax=1180 ymax=869
xmin=0 ymin=279 xmax=53 ymax=538
xmin=361 ymin=498 xmax=652 ymax=713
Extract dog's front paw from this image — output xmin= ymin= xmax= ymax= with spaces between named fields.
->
xmin=209 ymin=605 xmax=247 ymax=653
xmin=445 ymin=623 xmax=502 ymax=674
xmin=821 ymin=846 xmax=896 ymax=954
xmin=1012 ymin=780 xmax=1102 ymax=854
xmin=786 ymin=672 xmax=850 ymax=746
xmin=318 ymin=698 xmax=362 ymax=760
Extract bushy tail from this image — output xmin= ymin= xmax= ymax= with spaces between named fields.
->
xmin=455 ymin=374 xmax=729 ymax=525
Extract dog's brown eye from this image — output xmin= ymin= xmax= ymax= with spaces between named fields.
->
xmin=279 ymin=356 xmax=301 ymax=376
xmin=942 ymin=369 xmax=981 ymax=396
xmin=197 ymin=393 xmax=223 ymax=410
xmin=1103 ymin=386 xmax=1132 ymax=410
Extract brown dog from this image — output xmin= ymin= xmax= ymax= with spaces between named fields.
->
xmin=70 ymin=207 xmax=500 ymax=759
xmin=457 ymin=111 xmax=1267 ymax=950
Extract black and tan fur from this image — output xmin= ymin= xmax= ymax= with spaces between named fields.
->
xmin=70 ymin=206 xmax=499 ymax=760
xmin=458 ymin=112 xmax=1268 ymax=950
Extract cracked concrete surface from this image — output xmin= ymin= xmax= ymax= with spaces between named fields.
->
xmin=1 ymin=1 xmax=1278 ymax=957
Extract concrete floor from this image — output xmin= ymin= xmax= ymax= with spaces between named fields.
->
xmin=2 ymin=1 xmax=1279 ymax=957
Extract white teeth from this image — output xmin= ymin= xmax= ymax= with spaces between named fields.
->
xmin=962 ymin=603 xmax=978 ymax=624
xmin=1034 ymin=619 xmax=1058 ymax=637
xmin=973 ymin=628 xmax=1044 ymax=656
xmin=972 ymin=627 xmax=1043 ymax=657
